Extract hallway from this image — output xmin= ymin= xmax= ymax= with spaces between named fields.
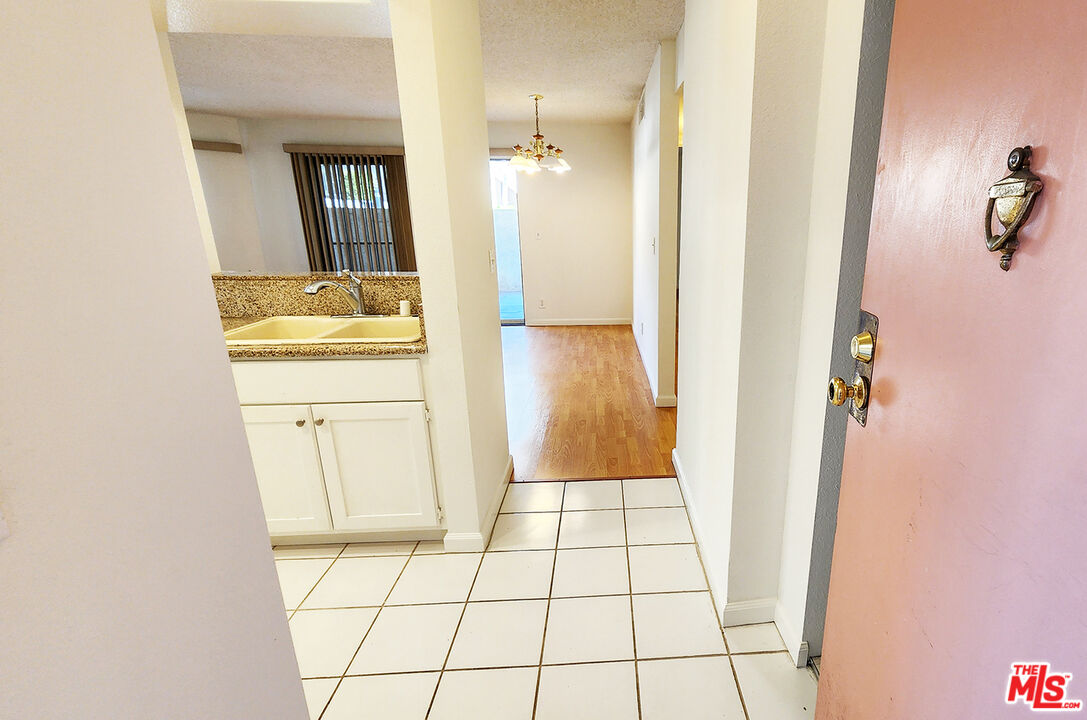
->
xmin=502 ymin=326 xmax=677 ymax=481
xmin=277 ymin=478 xmax=817 ymax=719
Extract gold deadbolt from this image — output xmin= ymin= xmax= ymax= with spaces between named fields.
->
xmin=828 ymin=374 xmax=868 ymax=409
xmin=850 ymin=331 xmax=875 ymax=362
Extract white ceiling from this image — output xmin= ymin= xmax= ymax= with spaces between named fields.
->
xmin=169 ymin=0 xmax=684 ymax=122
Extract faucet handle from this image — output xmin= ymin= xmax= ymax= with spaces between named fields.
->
xmin=340 ymin=269 xmax=363 ymax=286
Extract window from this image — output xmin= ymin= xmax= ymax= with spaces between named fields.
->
xmin=285 ymin=147 xmax=416 ymax=272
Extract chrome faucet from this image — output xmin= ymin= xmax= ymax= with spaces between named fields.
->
xmin=303 ymin=270 xmax=377 ymax=317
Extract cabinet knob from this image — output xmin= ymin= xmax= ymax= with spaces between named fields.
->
xmin=295 ymin=419 xmax=306 ymax=427
xmin=315 ymin=418 xmax=325 ymax=426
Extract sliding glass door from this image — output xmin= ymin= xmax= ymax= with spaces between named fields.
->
xmin=489 ymin=159 xmax=525 ymax=325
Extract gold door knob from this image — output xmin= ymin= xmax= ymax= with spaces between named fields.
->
xmin=315 ymin=418 xmax=325 ymax=426
xmin=850 ymin=331 xmax=875 ymax=362
xmin=828 ymin=374 xmax=869 ymax=409
xmin=295 ymin=419 xmax=306 ymax=427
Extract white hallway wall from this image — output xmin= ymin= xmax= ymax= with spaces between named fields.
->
xmin=631 ymin=42 xmax=680 ymax=406
xmin=673 ymin=0 xmax=872 ymax=665
xmin=185 ymin=112 xmax=633 ymax=325
xmin=0 ymin=1 xmax=305 ymax=717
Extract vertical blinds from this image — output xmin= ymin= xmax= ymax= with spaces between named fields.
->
xmin=287 ymin=150 xmax=416 ymax=273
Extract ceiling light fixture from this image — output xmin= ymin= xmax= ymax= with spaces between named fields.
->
xmin=511 ymin=94 xmax=570 ymax=174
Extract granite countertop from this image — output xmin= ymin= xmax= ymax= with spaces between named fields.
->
xmin=221 ymin=316 xmax=428 ymax=359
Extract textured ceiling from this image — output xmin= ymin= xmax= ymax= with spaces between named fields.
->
xmin=171 ymin=34 xmax=401 ymax=119
xmin=169 ymin=0 xmax=684 ymax=122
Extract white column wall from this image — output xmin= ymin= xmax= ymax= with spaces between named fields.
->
xmin=389 ymin=0 xmax=512 ymax=550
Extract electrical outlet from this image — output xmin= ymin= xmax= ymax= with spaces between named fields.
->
xmin=640 ymin=322 xmax=645 ymax=335
xmin=651 ymin=237 xmax=657 ymax=254
xmin=488 ymin=248 xmax=496 ymax=273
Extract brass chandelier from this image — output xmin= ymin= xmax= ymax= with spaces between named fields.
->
xmin=510 ymin=94 xmax=571 ymax=174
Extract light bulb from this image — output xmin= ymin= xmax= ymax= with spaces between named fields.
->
xmin=510 ymin=155 xmax=535 ymax=173
xmin=550 ymin=158 xmax=571 ymax=173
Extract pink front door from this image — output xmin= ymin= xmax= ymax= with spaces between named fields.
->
xmin=817 ymin=2 xmax=1087 ymax=717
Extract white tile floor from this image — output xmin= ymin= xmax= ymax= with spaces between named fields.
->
xmin=275 ymin=478 xmax=817 ymax=719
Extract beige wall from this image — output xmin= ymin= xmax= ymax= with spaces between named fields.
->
xmin=188 ymin=113 xmax=266 ymax=271
xmin=0 ymin=1 xmax=305 ymax=716
xmin=489 ymin=121 xmax=633 ymax=326
xmin=239 ymin=116 xmax=406 ymax=273
xmin=185 ymin=113 xmax=633 ymax=325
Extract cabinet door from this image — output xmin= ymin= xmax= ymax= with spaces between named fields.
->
xmin=240 ymin=404 xmax=331 ymax=534
xmin=312 ymin=402 xmax=439 ymax=530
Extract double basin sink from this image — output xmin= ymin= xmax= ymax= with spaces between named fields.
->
xmin=224 ymin=315 xmax=422 ymax=345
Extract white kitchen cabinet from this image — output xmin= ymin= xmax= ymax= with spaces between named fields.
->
xmin=313 ymin=402 xmax=439 ymax=530
xmin=233 ymin=359 xmax=440 ymax=539
xmin=240 ymin=404 xmax=331 ymax=534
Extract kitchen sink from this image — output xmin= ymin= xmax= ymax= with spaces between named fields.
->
xmin=224 ymin=316 xmax=422 ymax=345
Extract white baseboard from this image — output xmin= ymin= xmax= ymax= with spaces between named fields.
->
xmin=655 ymin=393 xmax=677 ymax=407
xmin=774 ymin=600 xmax=810 ymax=668
xmin=444 ymin=455 xmax=513 ymax=553
xmin=675 ymin=448 xmax=778 ymax=630
xmin=721 ymin=597 xmax=777 ymax=627
xmin=674 ymin=448 xmax=727 ymax=625
xmin=526 ymin=318 xmax=632 ymax=327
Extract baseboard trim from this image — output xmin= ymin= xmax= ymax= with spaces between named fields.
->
xmin=674 ymin=447 xmax=727 ymax=625
xmin=774 ymin=600 xmax=810 ymax=668
xmin=444 ymin=455 xmax=513 ymax=552
xmin=722 ymin=597 xmax=777 ymax=627
xmin=654 ymin=393 xmax=677 ymax=407
xmin=526 ymin=318 xmax=633 ymax=327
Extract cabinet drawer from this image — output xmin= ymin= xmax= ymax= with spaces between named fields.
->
xmin=232 ymin=358 xmax=423 ymax=405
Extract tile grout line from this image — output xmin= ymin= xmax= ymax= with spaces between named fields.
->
xmin=417 ymin=540 xmax=700 ymax=555
xmin=421 ymin=484 xmax=508 ymax=720
xmin=302 ymin=651 xmax=734 ymax=682
xmin=287 ymin=543 xmax=350 ymax=622
xmin=290 ymin=587 xmax=711 ymax=612
xmin=622 ymin=480 xmax=644 ymax=720
xmin=530 ymin=481 xmax=566 ymax=720
xmin=680 ymin=500 xmax=751 ymax=720
xmin=498 ymin=504 xmax=685 ymax=515
xmin=316 ymin=541 xmax=419 ymax=720
xmin=306 ymin=651 xmax=733 ymax=680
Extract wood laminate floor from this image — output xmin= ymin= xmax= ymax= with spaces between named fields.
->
xmin=502 ymin=325 xmax=677 ymax=482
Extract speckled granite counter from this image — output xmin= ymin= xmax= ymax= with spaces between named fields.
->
xmin=215 ymin=274 xmax=427 ymax=360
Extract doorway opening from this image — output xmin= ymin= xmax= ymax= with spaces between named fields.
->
xmin=489 ymin=159 xmax=525 ymax=325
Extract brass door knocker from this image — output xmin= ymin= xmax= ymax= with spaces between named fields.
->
xmin=985 ymin=146 xmax=1042 ymax=271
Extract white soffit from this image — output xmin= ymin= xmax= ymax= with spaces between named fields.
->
xmin=167 ymin=0 xmax=392 ymax=38
xmin=168 ymin=0 xmax=684 ymax=122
